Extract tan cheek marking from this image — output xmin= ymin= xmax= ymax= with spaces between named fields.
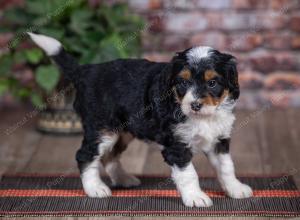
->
xmin=204 ymin=70 xmax=218 ymax=81
xmin=202 ymin=95 xmax=219 ymax=106
xmin=221 ymin=89 xmax=229 ymax=102
xmin=202 ymin=89 xmax=229 ymax=106
xmin=179 ymin=69 xmax=191 ymax=80
xmin=235 ymin=75 xmax=239 ymax=85
xmin=172 ymin=86 xmax=182 ymax=103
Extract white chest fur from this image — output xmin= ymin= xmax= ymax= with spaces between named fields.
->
xmin=174 ymin=110 xmax=235 ymax=153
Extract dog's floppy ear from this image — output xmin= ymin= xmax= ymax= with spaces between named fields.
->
xmin=167 ymin=50 xmax=189 ymax=85
xmin=221 ymin=53 xmax=240 ymax=100
xmin=227 ymin=56 xmax=240 ymax=100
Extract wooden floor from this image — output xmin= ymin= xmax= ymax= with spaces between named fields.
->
xmin=0 ymin=107 xmax=300 ymax=220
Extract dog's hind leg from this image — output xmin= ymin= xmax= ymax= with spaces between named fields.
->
xmin=102 ymin=132 xmax=141 ymax=187
xmin=76 ymin=129 xmax=118 ymax=197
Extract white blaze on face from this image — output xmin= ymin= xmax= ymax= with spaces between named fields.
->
xmin=199 ymin=105 xmax=217 ymax=115
xmin=180 ymin=88 xmax=218 ymax=116
xmin=186 ymin=46 xmax=213 ymax=65
xmin=180 ymin=89 xmax=196 ymax=116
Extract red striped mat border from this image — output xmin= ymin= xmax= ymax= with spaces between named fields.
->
xmin=1 ymin=174 xmax=299 ymax=217
xmin=1 ymin=189 xmax=300 ymax=197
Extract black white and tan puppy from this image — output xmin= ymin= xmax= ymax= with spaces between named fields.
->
xmin=28 ymin=32 xmax=253 ymax=207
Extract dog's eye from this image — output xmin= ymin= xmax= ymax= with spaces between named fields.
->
xmin=181 ymin=80 xmax=190 ymax=88
xmin=207 ymin=80 xmax=217 ymax=88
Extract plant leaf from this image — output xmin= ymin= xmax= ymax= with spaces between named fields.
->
xmin=0 ymin=80 xmax=9 ymax=96
xmin=26 ymin=0 xmax=50 ymax=15
xmin=93 ymin=34 xmax=128 ymax=63
xmin=3 ymin=8 xmax=31 ymax=25
xmin=25 ymin=49 xmax=44 ymax=64
xmin=0 ymin=55 xmax=13 ymax=76
xmin=17 ymin=88 xmax=31 ymax=98
xmin=35 ymin=65 xmax=60 ymax=92
xmin=39 ymin=27 xmax=65 ymax=40
xmin=31 ymin=92 xmax=45 ymax=108
xmin=13 ymin=51 xmax=27 ymax=64
xmin=70 ymin=9 xmax=93 ymax=35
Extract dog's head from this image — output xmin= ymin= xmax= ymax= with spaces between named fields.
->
xmin=168 ymin=46 xmax=239 ymax=117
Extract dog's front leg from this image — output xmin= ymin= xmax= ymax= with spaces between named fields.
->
xmin=162 ymin=146 xmax=212 ymax=207
xmin=171 ymin=162 xmax=213 ymax=207
xmin=206 ymin=138 xmax=253 ymax=198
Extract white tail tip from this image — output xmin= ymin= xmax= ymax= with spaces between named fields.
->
xmin=27 ymin=32 xmax=62 ymax=56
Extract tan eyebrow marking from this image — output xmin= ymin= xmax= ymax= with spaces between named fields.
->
xmin=179 ymin=69 xmax=191 ymax=80
xmin=204 ymin=70 xmax=219 ymax=81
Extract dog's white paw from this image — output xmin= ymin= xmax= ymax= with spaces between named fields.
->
xmin=83 ymin=180 xmax=112 ymax=198
xmin=224 ymin=181 xmax=253 ymax=199
xmin=182 ymin=191 xmax=213 ymax=207
xmin=112 ymin=174 xmax=141 ymax=188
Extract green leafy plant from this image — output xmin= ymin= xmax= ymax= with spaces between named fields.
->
xmin=0 ymin=0 xmax=144 ymax=107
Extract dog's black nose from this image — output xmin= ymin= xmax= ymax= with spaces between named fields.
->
xmin=191 ymin=102 xmax=202 ymax=111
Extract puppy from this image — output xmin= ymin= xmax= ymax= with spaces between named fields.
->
xmin=28 ymin=32 xmax=253 ymax=207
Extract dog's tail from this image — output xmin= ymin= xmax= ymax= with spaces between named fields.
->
xmin=27 ymin=32 xmax=80 ymax=83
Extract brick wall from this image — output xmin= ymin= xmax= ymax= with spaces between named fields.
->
xmin=129 ymin=0 xmax=300 ymax=109
xmin=1 ymin=0 xmax=300 ymax=109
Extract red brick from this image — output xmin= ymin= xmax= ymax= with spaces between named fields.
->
xmin=291 ymin=36 xmax=300 ymax=49
xmin=261 ymin=90 xmax=300 ymax=107
xmin=149 ymin=0 xmax=163 ymax=9
xmin=190 ymin=32 xmax=227 ymax=50
xmin=217 ymin=12 xmax=286 ymax=31
xmin=264 ymin=32 xmax=292 ymax=50
xmin=295 ymin=52 xmax=300 ymax=69
xmin=11 ymin=66 xmax=34 ymax=86
xmin=249 ymin=50 xmax=297 ymax=72
xmin=147 ymin=14 xmax=164 ymax=32
xmin=143 ymin=52 xmax=172 ymax=62
xmin=237 ymin=55 xmax=256 ymax=72
xmin=236 ymin=89 xmax=300 ymax=109
xmin=256 ymin=13 xmax=287 ymax=30
xmin=0 ymin=94 xmax=21 ymax=107
xmin=141 ymin=33 xmax=163 ymax=52
xmin=275 ymin=52 xmax=298 ymax=70
xmin=161 ymin=35 xmax=188 ymax=51
xmin=88 ymin=0 xmax=101 ymax=7
xmin=205 ymin=12 xmax=223 ymax=29
xmin=0 ymin=33 xmax=13 ymax=49
xmin=235 ymin=90 xmax=265 ymax=109
xmin=164 ymin=0 xmax=195 ymax=10
xmin=227 ymin=33 xmax=263 ymax=51
xmin=143 ymin=33 xmax=188 ymax=52
xmin=248 ymin=50 xmax=276 ymax=72
xmin=269 ymin=0 xmax=300 ymax=11
xmin=166 ymin=0 xmax=231 ymax=10
xmin=129 ymin=0 xmax=162 ymax=11
xmin=219 ymin=13 xmax=252 ymax=30
xmin=264 ymin=72 xmax=300 ymax=90
xmin=290 ymin=14 xmax=300 ymax=32
xmin=0 ymin=0 xmax=24 ymax=9
xmin=165 ymin=12 xmax=208 ymax=33
xmin=232 ymin=0 xmax=268 ymax=9
xmin=233 ymin=53 xmax=252 ymax=71
xmin=239 ymin=70 xmax=264 ymax=89
xmin=195 ymin=0 xmax=231 ymax=10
